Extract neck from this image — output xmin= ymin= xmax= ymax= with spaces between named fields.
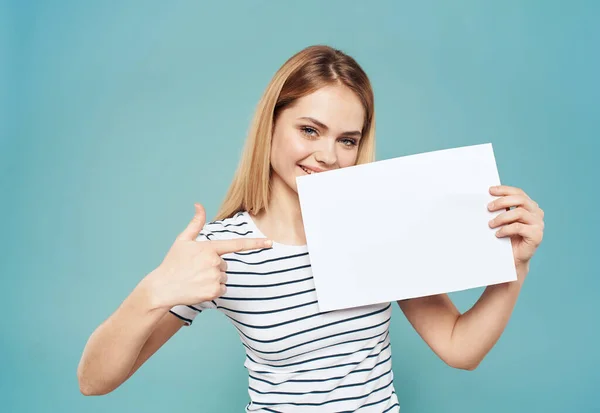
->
xmin=251 ymin=173 xmax=306 ymax=246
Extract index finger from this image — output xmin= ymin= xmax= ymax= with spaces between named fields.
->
xmin=210 ymin=238 xmax=273 ymax=255
xmin=489 ymin=185 xmax=528 ymax=198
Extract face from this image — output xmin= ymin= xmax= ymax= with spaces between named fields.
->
xmin=270 ymin=84 xmax=365 ymax=194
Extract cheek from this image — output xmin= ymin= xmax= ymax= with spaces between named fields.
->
xmin=277 ymin=132 xmax=311 ymax=163
xmin=271 ymin=131 xmax=307 ymax=173
xmin=287 ymin=132 xmax=312 ymax=157
xmin=338 ymin=148 xmax=359 ymax=167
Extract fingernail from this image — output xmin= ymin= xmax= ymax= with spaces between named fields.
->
xmin=488 ymin=202 xmax=495 ymax=210
xmin=264 ymin=240 xmax=273 ymax=247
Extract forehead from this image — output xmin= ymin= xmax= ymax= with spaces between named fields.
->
xmin=286 ymin=85 xmax=365 ymax=131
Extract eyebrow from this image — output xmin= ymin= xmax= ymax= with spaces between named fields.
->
xmin=298 ymin=117 xmax=362 ymax=138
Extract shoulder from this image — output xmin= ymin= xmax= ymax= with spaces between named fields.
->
xmin=196 ymin=211 xmax=256 ymax=242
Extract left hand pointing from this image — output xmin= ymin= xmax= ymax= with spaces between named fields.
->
xmin=487 ymin=185 xmax=545 ymax=275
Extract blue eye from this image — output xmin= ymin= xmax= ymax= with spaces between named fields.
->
xmin=340 ymin=138 xmax=358 ymax=147
xmin=300 ymin=126 xmax=318 ymax=137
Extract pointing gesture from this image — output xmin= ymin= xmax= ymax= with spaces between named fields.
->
xmin=147 ymin=203 xmax=272 ymax=309
xmin=178 ymin=203 xmax=271 ymax=251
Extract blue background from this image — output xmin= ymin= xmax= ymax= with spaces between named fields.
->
xmin=1 ymin=1 xmax=599 ymax=412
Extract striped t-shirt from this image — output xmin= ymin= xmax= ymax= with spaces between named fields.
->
xmin=169 ymin=211 xmax=400 ymax=412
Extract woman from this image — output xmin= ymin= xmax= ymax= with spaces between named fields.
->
xmin=77 ymin=45 xmax=545 ymax=412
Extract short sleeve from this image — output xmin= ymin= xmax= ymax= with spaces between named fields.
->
xmin=169 ymin=300 xmax=217 ymax=326
xmin=167 ymin=224 xmax=218 ymax=326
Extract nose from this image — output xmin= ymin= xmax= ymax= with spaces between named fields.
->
xmin=314 ymin=139 xmax=337 ymax=166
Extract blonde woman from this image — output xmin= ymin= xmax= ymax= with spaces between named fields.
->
xmin=77 ymin=45 xmax=545 ymax=412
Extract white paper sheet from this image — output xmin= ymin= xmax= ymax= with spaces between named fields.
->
xmin=296 ymin=143 xmax=518 ymax=312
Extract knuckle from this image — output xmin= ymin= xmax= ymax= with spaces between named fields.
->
xmin=201 ymin=266 xmax=214 ymax=279
xmin=235 ymin=240 xmax=246 ymax=251
xmin=212 ymin=255 xmax=221 ymax=267
xmin=199 ymin=250 xmax=219 ymax=266
xmin=205 ymin=282 xmax=217 ymax=298
xmin=534 ymin=231 xmax=543 ymax=246
xmin=228 ymin=240 xmax=241 ymax=252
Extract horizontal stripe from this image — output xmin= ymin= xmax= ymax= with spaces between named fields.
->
xmin=226 ymin=263 xmax=311 ymax=276
xmin=224 ymin=252 xmax=309 ymax=266
xmin=246 ymin=332 xmax=389 ymax=369
xmin=360 ymin=395 xmax=397 ymax=412
xmin=233 ymin=247 xmax=272 ymax=256
xmin=250 ymin=380 xmax=394 ymax=407
xmin=249 ymin=367 xmax=392 ymax=396
xmin=219 ymin=288 xmax=315 ymax=302
xmin=337 ymin=392 xmax=397 ymax=413
xmin=218 ymin=300 xmax=318 ymax=315
xmin=220 ymin=221 xmax=248 ymax=228
xmin=168 ymin=310 xmax=192 ymax=324
xmin=249 ymin=353 xmax=392 ymax=385
xmin=237 ymin=316 xmax=391 ymax=356
xmin=250 ymin=367 xmax=392 ymax=399
xmin=384 ymin=403 xmax=400 ymax=413
xmin=234 ymin=305 xmax=390 ymax=344
xmin=221 ymin=306 xmax=332 ymax=330
xmin=248 ymin=336 xmax=390 ymax=367
xmin=212 ymin=229 xmax=254 ymax=236
xmin=210 ymin=212 xmax=244 ymax=225
xmin=226 ymin=275 xmax=313 ymax=289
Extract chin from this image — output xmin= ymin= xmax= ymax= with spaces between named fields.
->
xmin=288 ymin=178 xmax=299 ymax=194
xmin=270 ymin=167 xmax=300 ymax=195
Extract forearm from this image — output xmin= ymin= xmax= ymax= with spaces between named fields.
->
xmin=77 ymin=273 xmax=168 ymax=395
xmin=449 ymin=264 xmax=528 ymax=369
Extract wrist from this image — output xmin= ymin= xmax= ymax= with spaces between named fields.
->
xmin=137 ymin=269 xmax=171 ymax=312
xmin=515 ymin=261 xmax=530 ymax=286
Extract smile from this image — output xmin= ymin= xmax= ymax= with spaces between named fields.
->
xmin=299 ymin=165 xmax=317 ymax=174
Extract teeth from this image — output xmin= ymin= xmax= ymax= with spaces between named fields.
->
xmin=301 ymin=166 xmax=313 ymax=174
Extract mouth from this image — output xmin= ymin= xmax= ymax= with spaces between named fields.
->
xmin=299 ymin=165 xmax=319 ymax=175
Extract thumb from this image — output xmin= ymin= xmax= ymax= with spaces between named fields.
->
xmin=177 ymin=203 xmax=206 ymax=241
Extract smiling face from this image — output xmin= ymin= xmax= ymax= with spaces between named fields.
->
xmin=270 ymin=84 xmax=366 ymax=194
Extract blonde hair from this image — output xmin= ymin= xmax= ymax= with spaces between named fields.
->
xmin=214 ymin=45 xmax=376 ymax=221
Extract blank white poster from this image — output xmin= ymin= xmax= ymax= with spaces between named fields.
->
xmin=296 ymin=143 xmax=517 ymax=312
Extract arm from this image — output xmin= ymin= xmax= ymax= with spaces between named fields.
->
xmin=398 ymin=184 xmax=544 ymax=370
xmin=397 ymin=266 xmax=525 ymax=371
xmin=77 ymin=203 xmax=271 ymax=396
xmin=77 ymin=273 xmax=186 ymax=396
